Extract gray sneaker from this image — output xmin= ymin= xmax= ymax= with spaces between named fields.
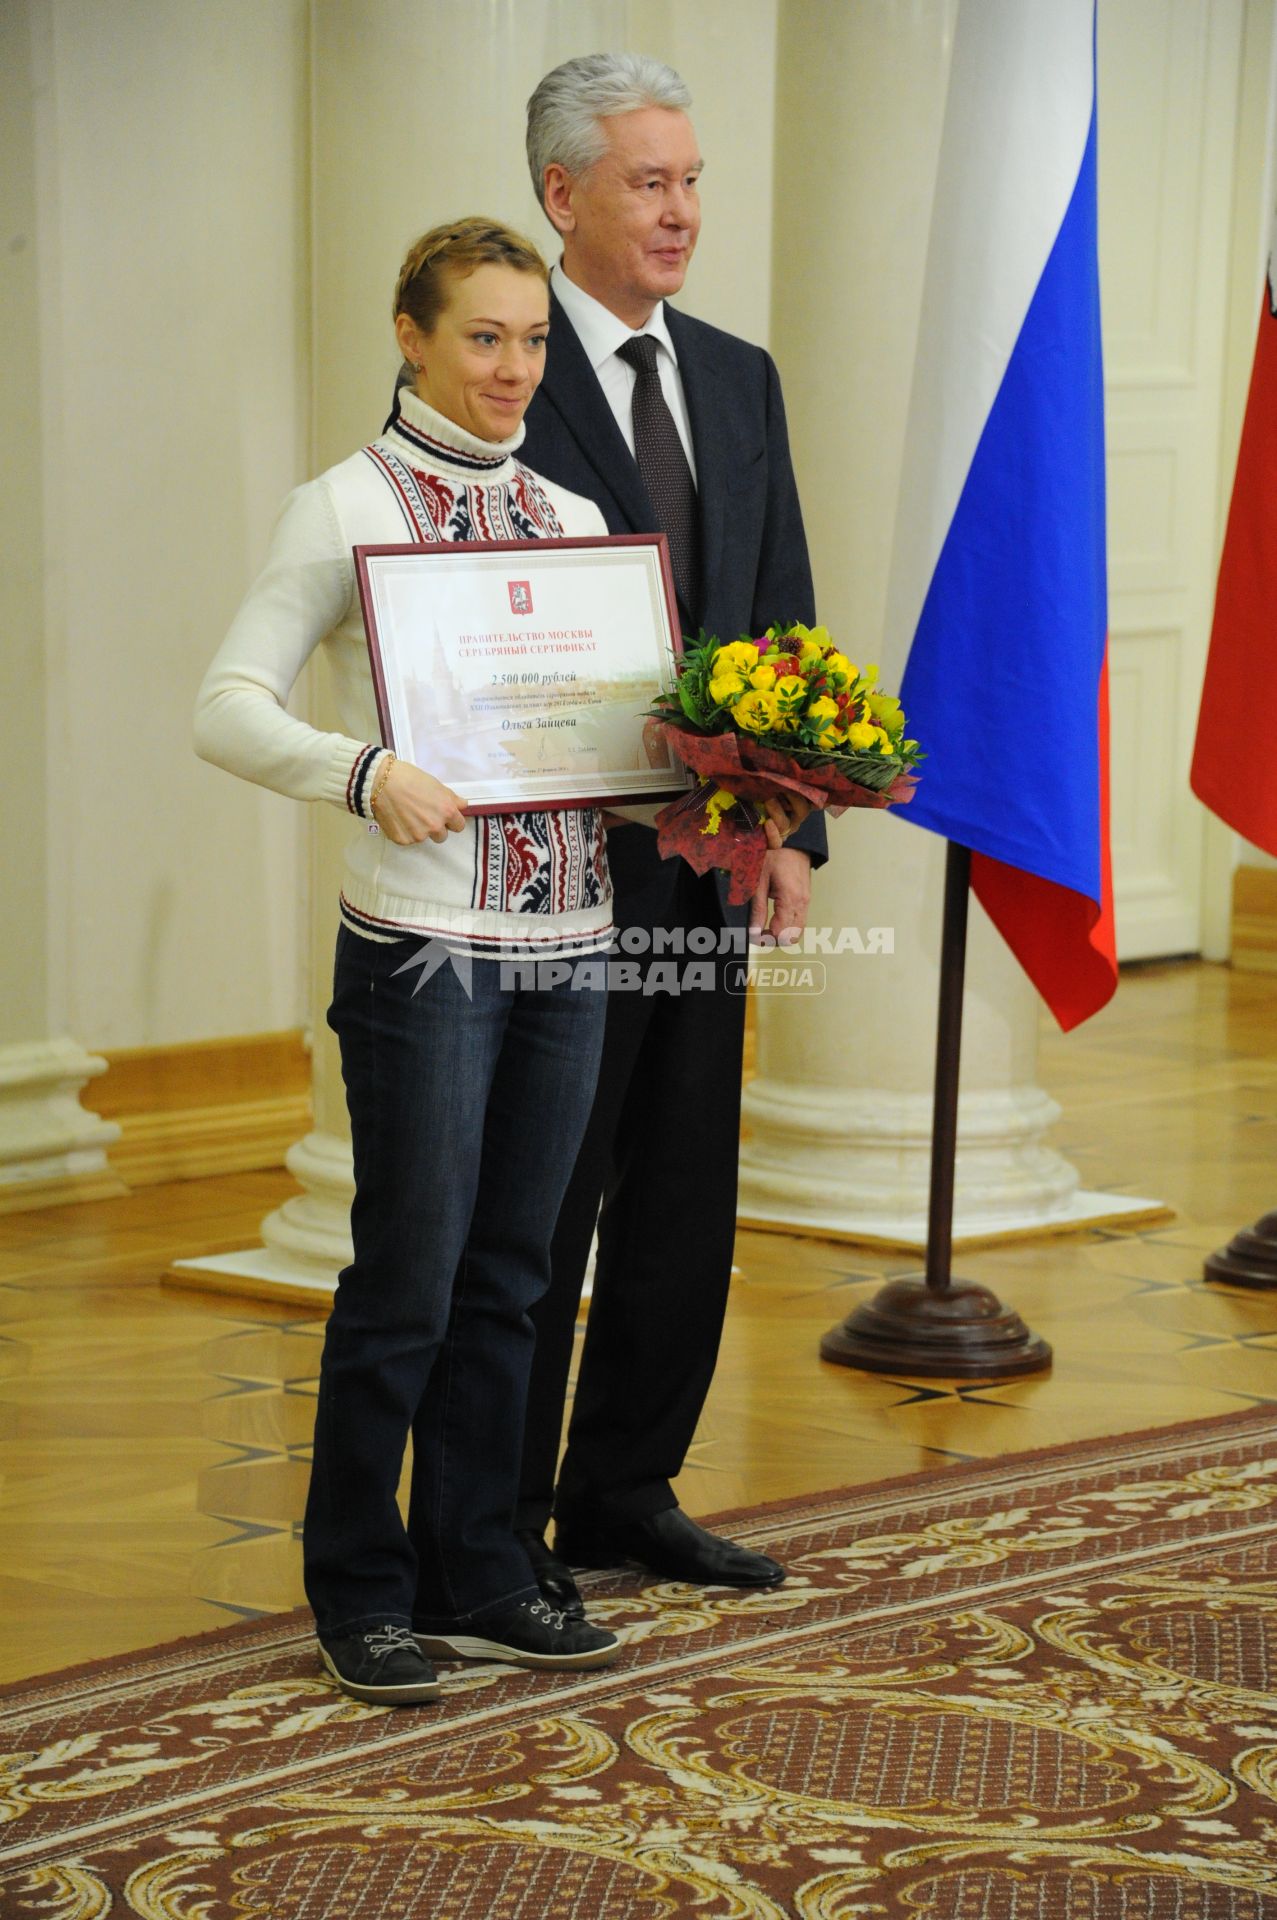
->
xmin=319 ymin=1622 xmax=442 ymax=1705
xmin=415 ymin=1596 xmax=619 ymax=1671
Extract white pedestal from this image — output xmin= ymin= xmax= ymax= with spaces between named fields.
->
xmin=0 ymin=1037 xmax=125 ymax=1212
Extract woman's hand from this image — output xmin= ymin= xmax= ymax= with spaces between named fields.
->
xmin=372 ymin=759 xmax=467 ymax=845
xmin=761 ymin=791 xmax=813 ymax=851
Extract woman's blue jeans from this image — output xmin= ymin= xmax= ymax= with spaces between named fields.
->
xmin=303 ymin=925 xmax=606 ymax=1638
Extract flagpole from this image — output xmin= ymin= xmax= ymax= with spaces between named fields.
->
xmin=820 ymin=841 xmax=1052 ymax=1377
xmin=923 ymin=838 xmax=969 ymax=1293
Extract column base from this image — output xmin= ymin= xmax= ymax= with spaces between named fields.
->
xmin=739 ymin=1187 xmax=1171 ymax=1252
xmin=261 ymin=1129 xmax=354 ymax=1269
xmin=168 ymin=1236 xmax=602 ymax=1316
xmin=738 ymin=1078 xmax=1169 ymax=1249
xmin=165 ymin=1128 xmax=352 ymax=1311
xmin=167 ymin=1244 xmax=338 ymax=1311
xmin=0 ymin=1038 xmax=125 ymax=1214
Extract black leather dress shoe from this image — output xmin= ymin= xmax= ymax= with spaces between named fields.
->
xmin=555 ymin=1506 xmax=785 ymax=1589
xmin=516 ymin=1527 xmax=585 ymax=1620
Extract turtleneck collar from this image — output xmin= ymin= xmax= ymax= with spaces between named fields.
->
xmin=384 ymin=386 xmax=526 ymax=479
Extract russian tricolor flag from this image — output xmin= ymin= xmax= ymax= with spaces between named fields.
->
xmin=884 ymin=0 xmax=1116 ymax=1032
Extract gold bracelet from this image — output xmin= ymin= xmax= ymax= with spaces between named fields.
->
xmin=368 ymin=751 xmax=397 ymax=816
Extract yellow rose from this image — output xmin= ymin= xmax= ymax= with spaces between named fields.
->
xmin=750 ymin=662 xmax=777 ymax=691
xmin=798 ymin=640 xmax=826 ymax=671
xmin=774 ymin=673 xmax=806 ymax=714
xmin=866 ymin=691 xmax=903 ymax=734
xmin=808 ymin=696 xmax=840 ymax=730
xmin=734 ymin=689 xmax=781 ymax=734
xmin=823 ymin=651 xmax=854 ymax=687
xmin=708 ymin=670 xmax=748 ymax=705
xmin=712 ymin=640 xmax=760 ymax=676
xmin=847 ymin=720 xmax=877 ymax=750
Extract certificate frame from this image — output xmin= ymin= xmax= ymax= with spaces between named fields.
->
xmin=354 ymin=533 xmax=694 ymax=814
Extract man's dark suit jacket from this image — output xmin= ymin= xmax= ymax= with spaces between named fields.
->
xmin=508 ymin=292 xmax=825 ymax=1533
xmin=519 ymin=290 xmax=827 ymax=886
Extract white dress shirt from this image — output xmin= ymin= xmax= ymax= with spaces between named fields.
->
xmin=550 ymin=262 xmax=699 ymax=486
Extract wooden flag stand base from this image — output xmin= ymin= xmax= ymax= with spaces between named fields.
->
xmin=1203 ymin=1212 xmax=1277 ymax=1291
xmin=820 ymin=841 xmax=1053 ymax=1379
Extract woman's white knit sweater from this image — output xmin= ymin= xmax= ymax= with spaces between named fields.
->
xmin=195 ymin=391 xmax=613 ymax=958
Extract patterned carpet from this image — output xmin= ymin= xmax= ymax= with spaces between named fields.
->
xmin=3 ymin=1409 xmax=1277 ymax=1918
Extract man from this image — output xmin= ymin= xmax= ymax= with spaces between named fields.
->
xmin=512 ymin=52 xmax=825 ymax=1610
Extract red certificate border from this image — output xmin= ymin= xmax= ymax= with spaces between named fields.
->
xmin=354 ymin=532 xmax=689 ymax=814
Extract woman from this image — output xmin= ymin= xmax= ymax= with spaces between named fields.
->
xmin=195 ymin=219 xmax=619 ymax=1706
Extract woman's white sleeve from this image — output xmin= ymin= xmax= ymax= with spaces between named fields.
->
xmin=193 ymin=478 xmax=386 ymax=817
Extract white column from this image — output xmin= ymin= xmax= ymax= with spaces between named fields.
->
xmin=739 ymin=822 xmax=1089 ymax=1247
xmin=737 ymin=0 xmax=1158 ymax=1249
xmin=173 ymin=0 xmax=790 ymax=1304
xmin=257 ymin=799 xmax=356 ymax=1281
xmin=267 ymin=0 xmax=572 ymax=1296
xmin=171 ymin=668 xmax=355 ymax=1303
xmin=0 ymin=0 xmax=121 ymax=1214
xmin=0 ymin=1041 xmax=122 ymax=1213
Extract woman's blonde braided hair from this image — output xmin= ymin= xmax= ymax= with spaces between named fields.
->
xmin=393 ymin=216 xmax=548 ymax=339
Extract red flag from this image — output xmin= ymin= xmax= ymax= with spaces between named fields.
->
xmin=1191 ymin=263 xmax=1277 ymax=858
xmin=972 ymin=665 xmax=1116 ymax=1034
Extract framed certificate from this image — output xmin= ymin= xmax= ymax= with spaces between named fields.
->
xmin=354 ymin=534 xmax=694 ymax=812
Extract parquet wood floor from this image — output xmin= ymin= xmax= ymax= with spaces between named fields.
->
xmin=2 ymin=958 xmax=1275 ymax=1685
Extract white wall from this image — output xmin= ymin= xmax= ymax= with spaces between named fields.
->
xmin=1 ymin=0 xmax=49 ymax=1046
xmin=1099 ymin=0 xmax=1254 ymax=959
xmin=310 ymin=0 xmax=778 ymax=467
xmin=772 ymin=0 xmax=956 ymax=658
xmin=25 ymin=0 xmax=310 ymax=1048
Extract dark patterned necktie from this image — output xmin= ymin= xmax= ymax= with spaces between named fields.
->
xmin=617 ymin=334 xmax=700 ymax=618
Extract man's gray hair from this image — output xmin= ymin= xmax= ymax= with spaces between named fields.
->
xmin=526 ymin=52 xmax=692 ymax=209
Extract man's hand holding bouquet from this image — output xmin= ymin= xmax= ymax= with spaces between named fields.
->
xmin=648 ymin=623 xmax=922 ymax=905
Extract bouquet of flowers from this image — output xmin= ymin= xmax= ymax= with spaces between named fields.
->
xmin=647 ymin=622 xmax=922 ymax=904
